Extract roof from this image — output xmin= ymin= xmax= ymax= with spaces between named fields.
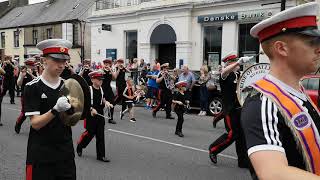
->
xmin=0 ymin=0 xmax=95 ymax=29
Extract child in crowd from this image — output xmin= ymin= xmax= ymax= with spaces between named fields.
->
xmin=172 ymin=81 xmax=189 ymax=137
xmin=120 ymin=78 xmax=138 ymax=122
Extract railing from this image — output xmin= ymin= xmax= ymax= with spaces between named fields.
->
xmin=95 ymin=0 xmax=157 ymax=10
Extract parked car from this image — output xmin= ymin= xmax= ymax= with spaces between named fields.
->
xmin=301 ymin=74 xmax=320 ymax=110
xmin=189 ymin=71 xmax=223 ymax=116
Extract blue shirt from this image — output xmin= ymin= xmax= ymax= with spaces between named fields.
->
xmin=179 ymin=72 xmax=195 ymax=90
xmin=147 ymin=70 xmax=159 ymax=88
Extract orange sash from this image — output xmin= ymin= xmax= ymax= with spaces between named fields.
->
xmin=252 ymin=78 xmax=320 ymax=175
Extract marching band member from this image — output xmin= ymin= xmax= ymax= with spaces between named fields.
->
xmin=24 ymin=39 xmax=76 ymax=179
xmin=79 ymin=59 xmax=92 ymax=86
xmin=208 ymin=52 xmax=250 ymax=168
xmin=14 ymin=58 xmax=37 ymax=134
xmin=1 ymin=55 xmax=15 ymax=104
xmin=77 ymin=70 xmax=111 ymax=162
xmin=113 ymin=59 xmax=129 ymax=117
xmin=0 ymin=63 xmax=5 ymax=126
xmin=102 ymin=58 xmax=117 ymax=124
xmin=172 ymin=81 xmax=188 ymax=137
xmin=242 ymin=3 xmax=320 ymax=179
xmin=153 ymin=63 xmax=174 ymax=119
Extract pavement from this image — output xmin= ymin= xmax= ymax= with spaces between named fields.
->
xmin=0 ymin=96 xmax=252 ymax=180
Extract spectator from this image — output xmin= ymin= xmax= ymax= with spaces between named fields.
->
xmin=145 ymin=64 xmax=159 ymax=110
xmin=178 ymin=65 xmax=195 ymax=101
xmin=96 ymin=62 xmax=103 ymax=69
xmin=131 ymin=58 xmax=139 ymax=85
xmin=196 ymin=65 xmax=210 ymax=116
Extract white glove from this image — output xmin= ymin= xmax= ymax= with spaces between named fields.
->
xmin=237 ymin=56 xmax=254 ymax=65
xmin=53 ymin=96 xmax=71 ymax=112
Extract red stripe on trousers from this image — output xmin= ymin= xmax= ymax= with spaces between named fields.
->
xmin=16 ymin=96 xmax=25 ymax=124
xmin=26 ymin=164 xmax=32 ymax=180
xmin=152 ymin=89 xmax=162 ymax=111
xmin=210 ymin=115 xmax=233 ymax=152
xmin=83 ymin=118 xmax=86 ymax=129
xmin=77 ymin=131 xmax=89 ymax=144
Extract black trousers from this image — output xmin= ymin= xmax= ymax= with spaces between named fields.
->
xmin=153 ymin=89 xmax=172 ymax=117
xmin=209 ymin=109 xmax=248 ymax=166
xmin=175 ymin=110 xmax=184 ymax=132
xmin=1 ymin=79 xmax=15 ymax=103
xmin=77 ymin=116 xmax=106 ymax=158
xmin=26 ymin=159 xmax=76 ymax=180
xmin=113 ymin=86 xmax=126 ymax=112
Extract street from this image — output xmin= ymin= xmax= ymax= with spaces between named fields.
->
xmin=0 ymin=96 xmax=251 ymax=180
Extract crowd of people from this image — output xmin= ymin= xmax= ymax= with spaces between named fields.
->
xmin=0 ymin=2 xmax=320 ymax=180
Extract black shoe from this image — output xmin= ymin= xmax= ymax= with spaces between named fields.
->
xmin=209 ymin=153 xmax=217 ymax=164
xmin=212 ymin=121 xmax=217 ymax=128
xmin=76 ymin=145 xmax=82 ymax=157
xmin=120 ymin=112 xmax=124 ymax=120
xmin=14 ymin=124 xmax=21 ymax=134
xmin=166 ymin=116 xmax=174 ymax=120
xmin=130 ymin=118 xmax=136 ymax=122
xmin=0 ymin=122 xmax=3 ymax=126
xmin=152 ymin=111 xmax=156 ymax=118
xmin=108 ymin=119 xmax=117 ymax=124
xmin=175 ymin=131 xmax=184 ymax=137
xmin=97 ymin=157 xmax=110 ymax=162
xmin=10 ymin=101 xmax=15 ymax=104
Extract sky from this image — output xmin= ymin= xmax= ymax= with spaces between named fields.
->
xmin=0 ymin=0 xmax=47 ymax=4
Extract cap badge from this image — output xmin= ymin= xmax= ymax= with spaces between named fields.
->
xmin=60 ymin=47 xmax=66 ymax=53
xmin=282 ymin=28 xmax=287 ymax=32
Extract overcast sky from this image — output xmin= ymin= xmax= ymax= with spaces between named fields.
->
xmin=0 ymin=0 xmax=47 ymax=4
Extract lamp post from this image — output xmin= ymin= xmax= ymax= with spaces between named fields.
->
xmin=281 ymin=0 xmax=286 ymax=11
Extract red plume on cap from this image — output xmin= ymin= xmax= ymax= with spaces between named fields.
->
xmin=103 ymin=58 xmax=112 ymax=64
xmin=24 ymin=58 xmax=36 ymax=66
xmin=175 ymin=81 xmax=187 ymax=88
xmin=88 ymin=71 xmax=104 ymax=79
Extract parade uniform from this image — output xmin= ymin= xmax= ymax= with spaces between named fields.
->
xmin=113 ymin=62 xmax=127 ymax=112
xmin=24 ymin=39 xmax=76 ymax=180
xmin=242 ymin=3 xmax=320 ymax=177
xmin=209 ymin=54 xmax=248 ymax=167
xmin=15 ymin=59 xmax=36 ymax=134
xmin=173 ymin=81 xmax=188 ymax=137
xmin=1 ymin=59 xmax=15 ymax=104
xmin=77 ymin=71 xmax=110 ymax=162
xmin=153 ymin=63 xmax=174 ymax=119
xmin=102 ymin=59 xmax=115 ymax=123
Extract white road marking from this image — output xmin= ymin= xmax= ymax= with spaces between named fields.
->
xmin=108 ymin=128 xmax=238 ymax=160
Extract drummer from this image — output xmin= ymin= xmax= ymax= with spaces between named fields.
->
xmin=76 ymin=70 xmax=111 ymax=162
xmin=24 ymin=39 xmax=76 ymax=179
xmin=208 ymin=52 xmax=251 ymax=168
xmin=79 ymin=59 xmax=92 ymax=85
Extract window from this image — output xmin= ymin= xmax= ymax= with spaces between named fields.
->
xmin=1 ymin=32 xmax=5 ymax=48
xmin=47 ymin=28 xmax=53 ymax=39
xmin=203 ymin=26 xmax=222 ymax=69
xmin=125 ymin=31 xmax=137 ymax=59
xmin=238 ymin=23 xmax=260 ymax=62
xmin=73 ymin=24 xmax=79 ymax=46
xmin=14 ymin=30 xmax=19 ymax=47
xmin=33 ymin=30 xmax=38 ymax=44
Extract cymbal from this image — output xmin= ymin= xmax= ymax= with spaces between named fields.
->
xmin=59 ymin=74 xmax=90 ymax=126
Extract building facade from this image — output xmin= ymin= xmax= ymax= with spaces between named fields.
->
xmin=89 ymin=0 xmax=299 ymax=70
xmin=0 ymin=0 xmax=93 ymax=65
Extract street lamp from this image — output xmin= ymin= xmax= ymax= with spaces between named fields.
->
xmin=281 ymin=0 xmax=286 ymax=11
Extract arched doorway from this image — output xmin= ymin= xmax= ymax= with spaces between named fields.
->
xmin=150 ymin=24 xmax=177 ymax=68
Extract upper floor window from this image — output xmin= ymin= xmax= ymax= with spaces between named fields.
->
xmin=14 ymin=31 xmax=19 ymax=47
xmin=33 ymin=30 xmax=38 ymax=45
xmin=47 ymin=28 xmax=53 ymax=39
xmin=1 ymin=32 xmax=5 ymax=48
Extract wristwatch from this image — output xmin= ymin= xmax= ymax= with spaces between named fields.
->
xmin=51 ymin=108 xmax=59 ymax=117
